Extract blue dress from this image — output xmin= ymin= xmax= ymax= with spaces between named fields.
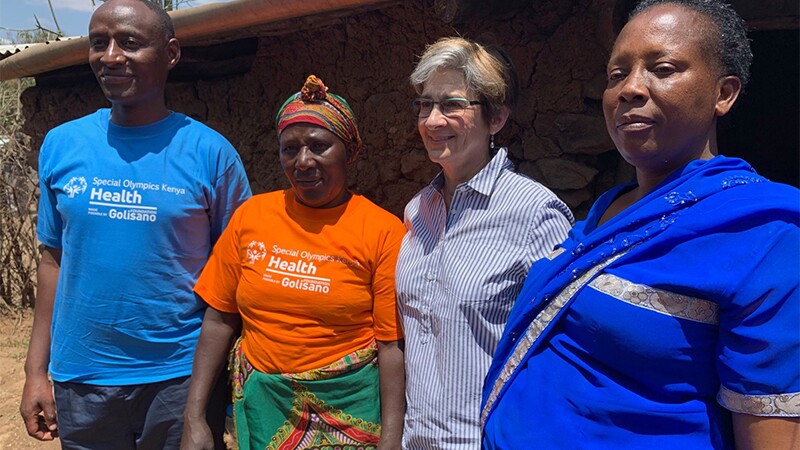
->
xmin=481 ymin=157 xmax=800 ymax=449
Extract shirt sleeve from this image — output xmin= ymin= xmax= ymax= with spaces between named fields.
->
xmin=194 ymin=203 xmax=247 ymax=313
xmin=524 ymin=195 xmax=573 ymax=265
xmin=371 ymin=215 xmax=406 ymax=342
xmin=209 ymin=146 xmax=251 ymax=245
xmin=36 ymin=133 xmax=62 ymax=249
xmin=716 ymin=224 xmax=800 ymax=417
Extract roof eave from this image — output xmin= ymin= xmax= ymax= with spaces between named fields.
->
xmin=0 ymin=0 xmax=397 ymax=81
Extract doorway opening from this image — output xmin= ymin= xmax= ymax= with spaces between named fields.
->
xmin=718 ymin=29 xmax=799 ymax=187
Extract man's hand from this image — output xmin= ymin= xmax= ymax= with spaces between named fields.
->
xmin=20 ymin=373 xmax=58 ymax=441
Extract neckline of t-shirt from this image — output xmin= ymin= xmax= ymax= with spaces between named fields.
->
xmin=101 ymin=109 xmax=181 ymax=139
xmin=284 ymin=190 xmax=354 ymax=221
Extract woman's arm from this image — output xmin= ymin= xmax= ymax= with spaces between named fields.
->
xmin=376 ymin=339 xmax=405 ymax=450
xmin=733 ymin=414 xmax=800 ymax=450
xmin=180 ymin=306 xmax=241 ymax=450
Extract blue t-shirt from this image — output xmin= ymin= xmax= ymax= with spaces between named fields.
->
xmin=37 ymin=109 xmax=251 ymax=385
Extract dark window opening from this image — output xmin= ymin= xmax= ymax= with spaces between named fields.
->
xmin=718 ymin=30 xmax=799 ymax=187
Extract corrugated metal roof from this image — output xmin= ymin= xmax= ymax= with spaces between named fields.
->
xmin=0 ymin=0 xmax=397 ymax=81
xmin=0 ymin=43 xmax=39 ymax=59
xmin=0 ymin=36 xmax=80 ymax=60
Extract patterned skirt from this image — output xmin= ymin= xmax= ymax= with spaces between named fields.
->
xmin=229 ymin=338 xmax=382 ymax=450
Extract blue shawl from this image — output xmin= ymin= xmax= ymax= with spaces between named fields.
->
xmin=481 ymin=156 xmax=799 ymax=448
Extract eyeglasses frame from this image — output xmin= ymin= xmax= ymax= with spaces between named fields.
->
xmin=412 ymin=97 xmax=485 ymax=118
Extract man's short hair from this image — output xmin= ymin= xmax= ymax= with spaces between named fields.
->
xmin=103 ymin=0 xmax=175 ymax=41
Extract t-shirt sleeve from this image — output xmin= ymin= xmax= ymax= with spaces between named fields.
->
xmin=371 ymin=214 xmax=406 ymax=342
xmin=209 ymin=144 xmax=251 ymax=245
xmin=716 ymin=225 xmax=800 ymax=417
xmin=195 ymin=204 xmax=246 ymax=313
xmin=36 ymin=133 xmax=62 ymax=248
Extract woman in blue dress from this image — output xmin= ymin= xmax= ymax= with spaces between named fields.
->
xmin=481 ymin=0 xmax=800 ymax=448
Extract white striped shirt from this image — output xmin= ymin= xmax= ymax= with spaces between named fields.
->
xmin=396 ymin=148 xmax=573 ymax=449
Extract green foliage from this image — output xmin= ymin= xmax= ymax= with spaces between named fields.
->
xmin=13 ymin=29 xmax=61 ymax=44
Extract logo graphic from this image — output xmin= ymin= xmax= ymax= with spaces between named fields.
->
xmin=64 ymin=177 xmax=88 ymax=198
xmin=246 ymin=241 xmax=267 ymax=264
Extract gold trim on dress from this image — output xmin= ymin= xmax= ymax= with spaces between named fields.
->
xmin=545 ymin=247 xmax=566 ymax=260
xmin=717 ymin=385 xmax=800 ymax=417
xmin=588 ymin=274 xmax=719 ymax=325
xmin=481 ymin=251 xmax=628 ymax=426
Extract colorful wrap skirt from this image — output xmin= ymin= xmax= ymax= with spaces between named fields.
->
xmin=229 ymin=338 xmax=382 ymax=450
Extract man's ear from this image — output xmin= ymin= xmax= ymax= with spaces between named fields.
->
xmin=166 ymin=38 xmax=181 ymax=70
xmin=715 ymin=75 xmax=741 ymax=117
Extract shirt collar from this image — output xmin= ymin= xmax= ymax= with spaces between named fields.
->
xmin=431 ymin=147 xmax=514 ymax=197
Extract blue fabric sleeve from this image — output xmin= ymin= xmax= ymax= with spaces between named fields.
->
xmin=208 ymin=148 xmax=251 ymax=245
xmin=717 ymin=224 xmax=800 ymax=413
xmin=36 ymin=133 xmax=62 ymax=248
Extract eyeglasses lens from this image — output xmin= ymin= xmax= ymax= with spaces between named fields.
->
xmin=412 ymin=98 xmax=472 ymax=118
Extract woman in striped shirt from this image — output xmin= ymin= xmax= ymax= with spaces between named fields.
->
xmin=395 ymin=37 xmax=574 ymax=449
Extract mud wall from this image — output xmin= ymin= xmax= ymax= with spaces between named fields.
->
xmin=22 ymin=0 xmax=628 ymax=218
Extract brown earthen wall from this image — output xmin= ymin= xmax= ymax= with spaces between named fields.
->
xmin=22 ymin=0 xmax=632 ymax=219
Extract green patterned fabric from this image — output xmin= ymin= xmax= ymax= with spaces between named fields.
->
xmin=230 ymin=340 xmax=382 ymax=450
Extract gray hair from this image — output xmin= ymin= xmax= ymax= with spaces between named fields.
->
xmin=410 ymin=37 xmax=518 ymax=120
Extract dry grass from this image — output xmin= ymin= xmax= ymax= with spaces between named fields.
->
xmin=0 ymin=313 xmax=59 ymax=449
xmin=0 ymin=78 xmax=39 ymax=312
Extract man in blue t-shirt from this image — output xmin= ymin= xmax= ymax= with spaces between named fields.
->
xmin=19 ymin=0 xmax=251 ymax=448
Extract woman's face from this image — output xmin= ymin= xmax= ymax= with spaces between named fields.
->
xmin=417 ymin=69 xmax=500 ymax=180
xmin=279 ymin=124 xmax=351 ymax=209
xmin=602 ymin=4 xmax=740 ymax=178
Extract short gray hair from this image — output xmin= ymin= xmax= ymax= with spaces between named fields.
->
xmin=410 ymin=37 xmax=518 ymax=120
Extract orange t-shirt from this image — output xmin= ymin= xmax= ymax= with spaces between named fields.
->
xmin=195 ymin=190 xmax=405 ymax=374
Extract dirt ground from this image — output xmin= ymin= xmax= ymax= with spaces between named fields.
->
xmin=0 ymin=313 xmax=236 ymax=450
xmin=0 ymin=312 xmax=59 ymax=450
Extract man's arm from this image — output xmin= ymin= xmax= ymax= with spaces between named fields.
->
xmin=181 ymin=306 xmax=241 ymax=450
xmin=376 ymin=339 xmax=405 ymax=450
xmin=733 ymin=414 xmax=800 ymax=450
xmin=20 ymin=246 xmax=61 ymax=441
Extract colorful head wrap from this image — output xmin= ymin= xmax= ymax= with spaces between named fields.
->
xmin=275 ymin=75 xmax=363 ymax=160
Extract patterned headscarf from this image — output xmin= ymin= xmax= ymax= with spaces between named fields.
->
xmin=275 ymin=75 xmax=363 ymax=160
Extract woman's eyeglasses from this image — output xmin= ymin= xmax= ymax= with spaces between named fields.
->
xmin=412 ymin=97 xmax=484 ymax=118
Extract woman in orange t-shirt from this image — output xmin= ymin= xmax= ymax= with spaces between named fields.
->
xmin=181 ymin=75 xmax=406 ymax=450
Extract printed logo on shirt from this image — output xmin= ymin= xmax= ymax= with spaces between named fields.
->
xmin=246 ymin=241 xmax=267 ymax=264
xmin=64 ymin=177 xmax=88 ymax=198
xmin=78 ymin=176 xmax=184 ymax=223
xmin=258 ymin=245 xmax=361 ymax=295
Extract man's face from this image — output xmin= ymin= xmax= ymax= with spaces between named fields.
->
xmin=88 ymin=0 xmax=179 ymax=111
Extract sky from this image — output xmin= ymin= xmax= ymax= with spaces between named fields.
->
xmin=0 ymin=0 xmax=227 ymax=44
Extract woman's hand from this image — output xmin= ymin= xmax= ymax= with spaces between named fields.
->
xmin=377 ymin=339 xmax=405 ymax=450
xmin=180 ymin=415 xmax=215 ymax=450
xmin=180 ymin=307 xmax=241 ymax=449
